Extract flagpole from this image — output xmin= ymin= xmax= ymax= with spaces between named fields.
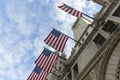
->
xmin=52 ymin=27 xmax=80 ymax=43
xmin=58 ymin=3 xmax=94 ymax=20
xmin=66 ymin=35 xmax=80 ymax=43
xmin=82 ymin=12 xmax=94 ymax=20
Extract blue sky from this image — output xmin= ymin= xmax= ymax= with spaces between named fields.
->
xmin=0 ymin=0 xmax=101 ymax=80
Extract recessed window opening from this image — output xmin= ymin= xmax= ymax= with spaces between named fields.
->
xmin=102 ymin=20 xmax=118 ymax=34
xmin=93 ymin=34 xmax=106 ymax=46
xmin=113 ymin=6 xmax=120 ymax=17
xmin=68 ymin=72 xmax=72 ymax=80
xmin=73 ymin=63 xmax=79 ymax=78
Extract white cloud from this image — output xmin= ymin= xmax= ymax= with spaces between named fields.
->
xmin=27 ymin=0 xmax=34 ymax=3
xmin=0 ymin=69 xmax=6 ymax=76
xmin=6 ymin=69 xmax=19 ymax=80
xmin=33 ymin=37 xmax=46 ymax=57
xmin=2 ymin=53 xmax=15 ymax=66
xmin=0 ymin=0 xmax=102 ymax=80
xmin=0 ymin=45 xmax=6 ymax=55
xmin=5 ymin=0 xmax=36 ymax=37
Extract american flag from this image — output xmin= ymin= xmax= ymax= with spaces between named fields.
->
xmin=35 ymin=48 xmax=58 ymax=73
xmin=58 ymin=3 xmax=82 ymax=18
xmin=44 ymin=29 xmax=68 ymax=52
xmin=27 ymin=66 xmax=48 ymax=80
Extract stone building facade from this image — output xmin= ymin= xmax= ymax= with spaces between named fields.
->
xmin=46 ymin=52 xmax=67 ymax=80
xmin=59 ymin=0 xmax=120 ymax=80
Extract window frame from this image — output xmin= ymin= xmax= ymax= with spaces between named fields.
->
xmin=93 ymin=33 xmax=106 ymax=47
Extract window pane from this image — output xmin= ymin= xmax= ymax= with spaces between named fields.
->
xmin=113 ymin=6 xmax=120 ymax=17
xmin=73 ymin=63 xmax=79 ymax=79
xmin=93 ymin=34 xmax=106 ymax=46
xmin=102 ymin=20 xmax=118 ymax=34
xmin=68 ymin=72 xmax=72 ymax=80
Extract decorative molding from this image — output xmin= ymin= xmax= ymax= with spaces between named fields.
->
xmin=77 ymin=25 xmax=120 ymax=80
xmin=100 ymin=26 xmax=120 ymax=80
xmin=59 ymin=1 xmax=120 ymax=79
xmin=102 ymin=0 xmax=119 ymax=20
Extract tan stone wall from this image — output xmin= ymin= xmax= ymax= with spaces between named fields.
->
xmin=83 ymin=41 xmax=120 ymax=80
xmin=76 ymin=40 xmax=99 ymax=74
xmin=104 ymin=41 xmax=120 ymax=80
xmin=58 ymin=1 xmax=120 ymax=80
xmin=72 ymin=18 xmax=91 ymax=41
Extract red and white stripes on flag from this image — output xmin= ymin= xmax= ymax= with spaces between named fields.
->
xmin=44 ymin=29 xmax=68 ymax=52
xmin=27 ymin=66 xmax=48 ymax=80
xmin=45 ymin=53 xmax=58 ymax=73
xmin=35 ymin=48 xmax=58 ymax=73
xmin=58 ymin=3 xmax=82 ymax=18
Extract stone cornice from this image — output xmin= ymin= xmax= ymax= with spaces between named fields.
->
xmin=93 ymin=0 xmax=106 ymax=6
xmin=101 ymin=0 xmax=119 ymax=20
xmin=93 ymin=0 xmax=118 ymax=27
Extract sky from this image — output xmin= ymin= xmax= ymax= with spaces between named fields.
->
xmin=0 ymin=0 xmax=102 ymax=80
